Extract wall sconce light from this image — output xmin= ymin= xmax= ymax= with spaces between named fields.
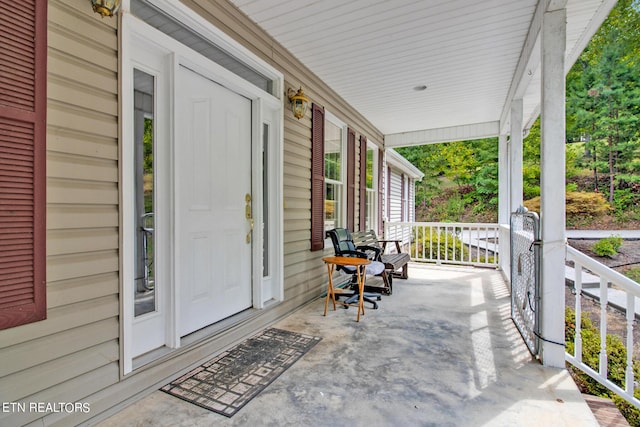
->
xmin=90 ymin=0 xmax=121 ymax=17
xmin=287 ymin=87 xmax=310 ymax=120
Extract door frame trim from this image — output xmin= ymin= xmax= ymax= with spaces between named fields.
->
xmin=120 ymin=5 xmax=284 ymax=376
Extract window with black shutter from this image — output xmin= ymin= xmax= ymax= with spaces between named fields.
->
xmin=0 ymin=0 xmax=47 ymax=329
xmin=310 ymin=104 xmax=325 ymax=251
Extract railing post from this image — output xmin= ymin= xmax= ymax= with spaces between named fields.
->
xmin=574 ymin=262 xmax=583 ymax=363
xmin=598 ymin=277 xmax=608 ymax=378
xmin=626 ymin=292 xmax=635 ymax=395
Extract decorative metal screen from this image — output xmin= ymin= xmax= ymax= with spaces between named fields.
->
xmin=510 ymin=207 xmax=541 ymax=356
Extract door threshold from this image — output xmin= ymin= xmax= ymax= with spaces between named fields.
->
xmin=180 ymin=307 xmax=260 ymax=348
xmin=133 ymin=346 xmax=173 ymax=370
xmin=130 ymin=308 xmax=262 ymax=374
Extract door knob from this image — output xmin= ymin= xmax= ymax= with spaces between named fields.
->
xmin=246 ymin=219 xmax=254 ymax=244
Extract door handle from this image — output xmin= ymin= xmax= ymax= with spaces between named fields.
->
xmin=245 ymin=193 xmax=253 ymax=243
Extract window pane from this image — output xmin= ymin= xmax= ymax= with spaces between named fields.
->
xmin=134 ymin=69 xmax=156 ymax=317
xmin=262 ymin=123 xmax=269 ymax=277
xmin=325 ymin=182 xmax=342 ymax=231
xmin=324 ymin=119 xmax=342 ymax=230
xmin=325 ymin=121 xmax=342 ymax=181
xmin=366 ymin=148 xmax=374 ymax=189
xmin=366 ymin=189 xmax=375 ymax=231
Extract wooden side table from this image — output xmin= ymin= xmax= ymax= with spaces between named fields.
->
xmin=322 ymin=256 xmax=370 ymax=322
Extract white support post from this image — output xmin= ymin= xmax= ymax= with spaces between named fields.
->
xmin=539 ymin=5 xmax=567 ymax=368
xmin=498 ymin=133 xmax=510 ymax=274
xmin=509 ymin=99 xmax=524 ymax=213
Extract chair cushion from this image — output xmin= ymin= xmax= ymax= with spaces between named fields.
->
xmin=341 ymin=260 xmax=385 ymax=276
xmin=367 ymin=261 xmax=385 ymax=275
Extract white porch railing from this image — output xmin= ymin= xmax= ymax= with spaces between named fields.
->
xmin=565 ymin=245 xmax=640 ymax=408
xmin=384 ymin=222 xmax=499 ymax=268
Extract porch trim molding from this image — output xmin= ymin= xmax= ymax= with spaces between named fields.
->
xmin=385 ymin=149 xmax=424 ymax=180
xmin=385 ymin=121 xmax=500 ymax=148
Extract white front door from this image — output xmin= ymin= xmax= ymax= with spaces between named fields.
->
xmin=176 ymin=66 xmax=253 ymax=336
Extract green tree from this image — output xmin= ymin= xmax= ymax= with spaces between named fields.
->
xmin=523 ymin=120 xmax=541 ymax=199
xmin=470 ymin=138 xmax=499 ymax=211
xmin=395 ymin=144 xmax=445 ymax=210
xmin=439 ymin=141 xmax=477 ymax=187
xmin=566 ymin=0 xmax=640 ymax=204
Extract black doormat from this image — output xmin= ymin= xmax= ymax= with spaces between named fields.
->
xmin=161 ymin=328 xmax=321 ymax=417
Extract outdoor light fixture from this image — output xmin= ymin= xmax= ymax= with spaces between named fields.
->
xmin=287 ymin=87 xmax=310 ymax=120
xmin=90 ymin=0 xmax=121 ymax=17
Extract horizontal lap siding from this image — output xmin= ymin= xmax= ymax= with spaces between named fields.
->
xmin=389 ymin=171 xmax=403 ymax=223
xmin=0 ymin=0 xmax=119 ymax=426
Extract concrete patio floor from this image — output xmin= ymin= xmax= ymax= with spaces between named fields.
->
xmin=96 ymin=263 xmax=597 ymax=426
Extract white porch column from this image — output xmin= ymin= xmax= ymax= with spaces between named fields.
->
xmin=539 ymin=4 xmax=567 ymax=368
xmin=509 ymin=99 xmax=524 ymax=212
xmin=498 ymin=133 xmax=511 ymax=275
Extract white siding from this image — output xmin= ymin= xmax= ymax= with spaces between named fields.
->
xmin=388 ymin=170 xmax=403 ymax=223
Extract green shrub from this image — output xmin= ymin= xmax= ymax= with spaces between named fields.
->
xmin=591 ymin=235 xmax=623 ymax=258
xmin=524 ymin=191 xmax=611 ymax=221
xmin=444 ymin=196 xmax=466 ymax=218
xmin=523 ymin=184 xmax=540 ymax=200
xmin=613 ymin=188 xmax=640 ymax=211
xmin=565 ymin=307 xmax=640 ymax=425
xmin=615 ymin=206 xmax=640 ymax=224
xmin=614 ymin=395 xmax=640 ymax=426
xmin=477 ymin=255 xmax=497 ymax=264
xmin=411 ymin=227 xmax=468 ymax=261
xmin=626 ymin=267 xmax=640 ymax=283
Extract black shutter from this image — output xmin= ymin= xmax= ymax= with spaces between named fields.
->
xmin=346 ymin=128 xmax=355 ymax=231
xmin=310 ymin=104 xmax=325 ymax=251
xmin=386 ymin=166 xmax=391 ymax=220
xmin=0 ymin=0 xmax=47 ymax=329
xmin=359 ymin=135 xmax=367 ymax=231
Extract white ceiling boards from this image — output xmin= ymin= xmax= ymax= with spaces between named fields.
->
xmin=229 ymin=0 xmax=616 ymax=145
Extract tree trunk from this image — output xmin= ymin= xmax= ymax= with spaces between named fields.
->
xmin=592 ymin=145 xmax=599 ymax=191
xmin=608 ymin=134 xmax=615 ymax=204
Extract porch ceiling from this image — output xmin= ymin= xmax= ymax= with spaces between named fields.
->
xmin=229 ymin=0 xmax=615 ymax=146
